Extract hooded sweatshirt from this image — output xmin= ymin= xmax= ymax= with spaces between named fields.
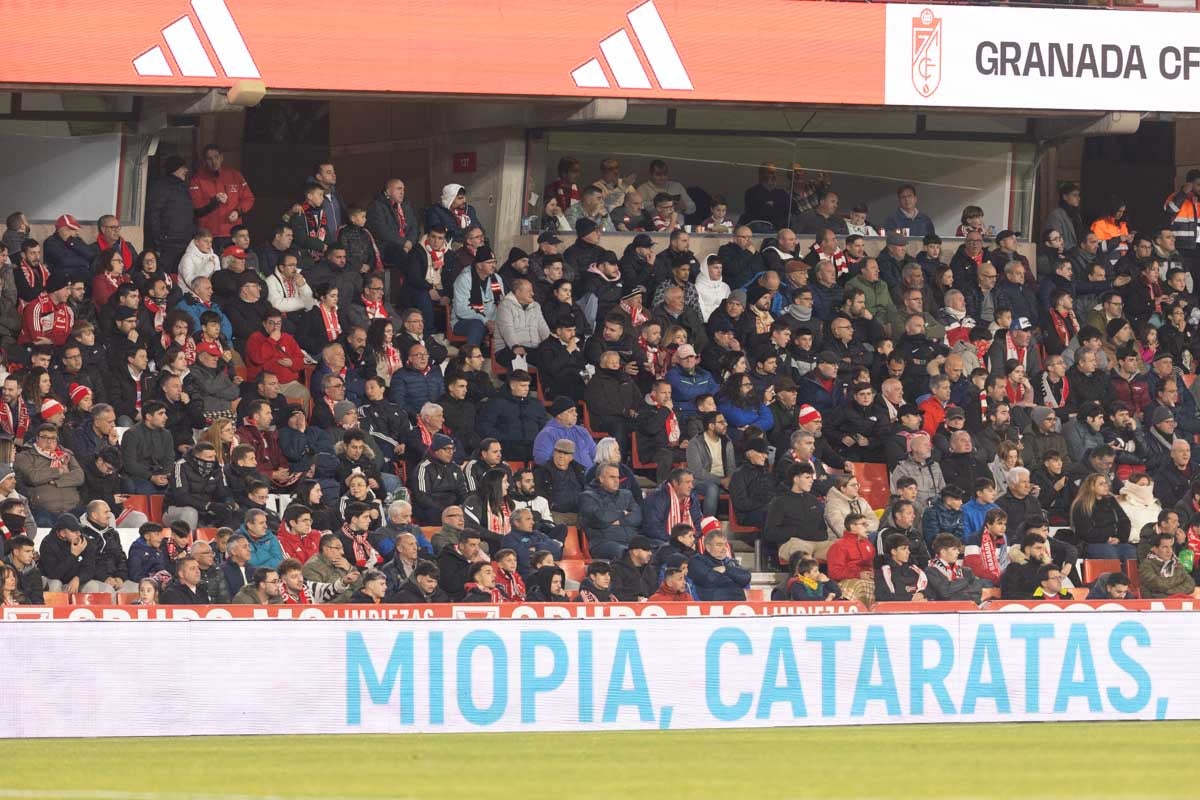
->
xmin=695 ymin=267 xmax=731 ymax=322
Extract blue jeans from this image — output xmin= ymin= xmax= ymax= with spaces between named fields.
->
xmin=380 ymin=472 xmax=401 ymax=497
xmin=589 ymin=540 xmax=628 ymax=561
xmin=697 ymin=480 xmax=720 ymax=518
xmin=128 ymin=478 xmax=166 ymax=495
xmin=1085 ymin=542 xmax=1138 ymax=561
xmin=453 ymin=318 xmax=487 ymax=345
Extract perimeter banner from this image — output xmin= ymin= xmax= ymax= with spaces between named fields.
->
xmin=1 ymin=612 xmax=1191 ymax=738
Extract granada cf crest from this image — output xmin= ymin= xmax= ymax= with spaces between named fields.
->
xmin=911 ymin=8 xmax=942 ymax=98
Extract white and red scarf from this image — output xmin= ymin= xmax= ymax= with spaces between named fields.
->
xmin=280 ymin=581 xmax=314 ymax=604
xmin=96 ymin=233 xmax=135 ymax=268
xmin=811 ymin=243 xmax=849 ymax=277
xmin=1004 ymin=332 xmax=1027 ymax=365
xmin=928 ymin=557 xmax=962 ymax=582
xmin=621 ymin=299 xmax=648 ymax=327
xmin=35 ymin=444 xmax=70 ymax=470
xmin=647 ymin=393 xmax=680 ymax=444
xmin=1049 ymin=308 xmax=1077 ymax=347
xmin=486 ymin=501 xmax=512 ymax=535
xmin=666 ymin=487 xmax=690 ymax=532
xmin=19 ymin=258 xmax=48 ymax=295
xmin=162 ymin=333 xmax=197 ymax=365
xmin=144 ymin=297 xmax=166 ymax=333
xmin=423 ymin=239 xmax=446 ymax=288
xmin=1041 ymin=373 xmax=1069 ymax=409
xmin=383 ymin=345 xmax=402 ymax=375
xmin=494 ymin=567 xmax=526 ymax=601
xmin=319 ymin=305 xmax=341 ymax=342
xmin=361 ymin=294 xmax=386 ymax=319
xmin=0 ymin=398 xmax=29 ymax=440
xmin=343 ymin=524 xmax=379 ymax=568
xmin=391 ymin=200 xmax=408 ymax=238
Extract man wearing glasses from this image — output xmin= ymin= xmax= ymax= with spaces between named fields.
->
xmin=15 ymin=424 xmax=85 ymax=525
xmin=232 ymin=568 xmax=283 ymax=605
xmin=95 ymin=214 xmax=137 ymax=268
xmin=345 ymin=274 xmax=401 ymax=331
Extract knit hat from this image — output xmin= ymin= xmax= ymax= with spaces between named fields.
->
xmin=1031 ymin=406 xmax=1056 ymax=428
xmin=729 ymin=289 xmax=747 ymax=306
xmin=54 ymin=513 xmax=81 ymax=532
xmin=46 ymin=272 xmax=71 ymax=293
xmin=473 ymin=246 xmax=496 ymax=264
xmin=162 ymin=155 xmax=186 ymax=175
xmin=699 ymin=516 xmax=721 ymax=537
xmin=797 ymin=404 xmax=822 ymax=425
xmin=39 ymin=398 xmax=65 ymax=419
xmin=746 ymin=285 xmax=771 ymax=307
xmin=549 ymin=396 xmax=576 ymax=417
xmin=575 ymin=218 xmax=599 ymax=238
xmin=333 ymin=400 xmax=357 ymax=420
xmin=627 ymin=536 xmax=656 ymax=552
xmin=1105 ymin=318 xmax=1129 ymax=339
xmin=744 ymin=438 xmax=769 ymax=455
xmin=68 ymin=383 xmax=91 ymax=407
xmin=1152 ymin=406 xmax=1175 ymax=426
xmin=620 ymin=286 xmax=644 ymax=301
xmin=431 ymin=433 xmax=455 ymax=451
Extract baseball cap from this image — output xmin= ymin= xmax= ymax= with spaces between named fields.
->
xmin=817 ymin=350 xmax=839 ymax=364
xmin=945 ymin=406 xmax=966 ymax=421
xmin=631 ymin=233 xmax=655 ymax=249
xmin=196 ymin=341 xmax=223 ymax=358
xmin=886 ymin=231 xmax=908 ymax=247
xmin=222 ymin=245 xmax=247 ymax=259
xmin=536 ymin=231 xmax=561 ymax=245
xmin=675 ymin=344 xmax=697 ymax=360
xmin=1010 ymin=317 xmax=1033 ymax=331
xmin=473 ymin=246 xmax=496 ymax=264
xmin=431 ymin=433 xmax=456 ymax=451
xmin=55 ymin=214 xmax=80 ymax=231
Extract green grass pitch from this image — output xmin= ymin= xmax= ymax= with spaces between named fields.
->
xmin=2 ymin=721 xmax=1194 ymax=799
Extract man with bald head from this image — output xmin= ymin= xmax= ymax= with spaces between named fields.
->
xmin=760 ymin=228 xmax=799 ymax=277
xmin=79 ymin=499 xmax=139 ymax=596
xmin=190 ymin=539 xmax=231 ymax=603
xmin=717 ymin=225 xmax=760 ymax=288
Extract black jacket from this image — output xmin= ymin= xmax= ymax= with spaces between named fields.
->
xmin=107 ymin=368 xmax=153 ymax=423
xmin=389 ymin=576 xmax=450 ymax=604
xmin=80 ymin=518 xmax=129 ymax=583
xmin=609 ymin=554 xmax=658 ymax=601
xmin=762 ymin=490 xmax=824 ymax=545
xmin=477 ymin=386 xmax=550 ymax=448
xmin=410 ymin=458 xmax=468 ymax=524
xmin=38 ymin=532 xmax=94 ymax=583
xmin=536 ymin=337 xmax=588 ymax=400
xmin=436 ymin=545 xmax=474 ymax=601
xmin=169 ymin=452 xmax=234 ymax=515
xmin=160 ymin=580 xmax=212 ymax=605
xmin=145 ymin=174 xmax=195 ymax=248
xmin=729 ymin=463 xmax=774 ymax=516
xmin=584 ymin=367 xmax=640 ymax=420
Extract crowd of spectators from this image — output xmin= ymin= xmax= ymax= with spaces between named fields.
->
xmin=3 ymin=148 xmax=1200 ymax=609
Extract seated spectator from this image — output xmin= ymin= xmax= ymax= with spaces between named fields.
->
xmin=642 ymin=468 xmax=703 ymax=544
xmin=1071 ymin=473 xmax=1136 ymax=560
xmin=1000 ymin=532 xmax=1054 ymax=599
xmin=1031 ymin=563 xmax=1072 ymax=600
xmin=579 ymin=462 xmax=642 ymax=560
xmin=410 ymin=434 xmax=467 ymax=525
xmin=232 ymin=567 xmax=282 ymax=604
xmin=689 ymin=529 xmax=750 ymax=601
xmin=575 ymin=560 xmax=617 ymax=603
xmin=925 ymin=533 xmax=985 ymax=602
xmin=344 ymin=274 xmax=401 ymax=333
xmin=826 ymin=512 xmax=878 ymax=605
xmin=876 ymin=500 xmax=930 ymax=569
xmin=388 ymin=343 xmax=444 ymax=418
xmin=237 ymin=508 xmax=282 ymax=570
xmin=964 ymin=508 xmax=1010 ymax=586
xmin=536 ymin=315 xmax=588 ymax=401
xmin=219 ymin=533 xmax=254 ymax=596
xmin=766 ymin=463 xmax=827 ymax=564
xmin=276 ymin=503 xmax=323 ymax=565
xmin=1032 ymin=449 xmax=1072 ymax=522
xmin=648 ymin=564 xmax=692 ymax=602
xmin=389 ymin=560 xmax=449 ymax=604
xmin=1140 ymin=530 xmax=1197 ymax=598
xmin=1087 ymin=570 xmax=1132 ymax=600
xmin=437 ymin=530 xmax=485 ymax=601
xmin=532 ymin=397 xmax=596 ymax=469
xmin=244 ymin=311 xmax=309 ymax=406
xmin=302 ymin=534 xmax=363 ymax=603
xmin=607 ymin=536 xmax=657 ymax=601
xmin=873 ymin=533 xmax=929 ymax=602
xmin=159 ymin=556 xmax=210 ymax=604
xmin=824 ymin=474 xmax=879 ymax=541
xmin=961 ymin=477 xmax=1001 ymax=540
xmin=729 ymin=437 xmax=773 ymax=529
xmin=783 ymin=557 xmax=842 ymax=601
xmin=685 ymin=411 xmax=734 ymax=518
xmin=20 ymin=272 xmax=75 ymax=348
xmin=4 ymin=535 xmax=43 ymax=604
xmin=127 ymin=522 xmax=169 ymax=584
xmin=1152 ymin=441 xmax=1194 ymax=508
xmin=38 ymin=513 xmax=90 ymax=592
xmin=16 ymin=424 xmax=84 ymax=523
xmin=500 ymin=507 xmax=563 ymax=578
xmin=163 ymin=442 xmax=235 ymax=531
xmin=348 ymin=569 xmax=389 ymax=605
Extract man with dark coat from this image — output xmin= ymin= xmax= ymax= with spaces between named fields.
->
xmin=476 ymin=370 xmax=549 ymax=462
xmin=144 ymin=156 xmax=195 ymax=271
xmin=608 ymin=536 xmax=659 ymax=601
xmin=159 ymin=556 xmax=212 ymax=604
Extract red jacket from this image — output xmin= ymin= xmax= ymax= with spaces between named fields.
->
xmin=649 ymin=584 xmax=692 ymax=602
xmin=245 ymin=330 xmax=306 ymax=383
xmin=19 ymin=294 xmax=74 ymax=346
xmin=1109 ymin=372 xmax=1151 ymax=417
xmin=276 ymin=522 xmax=321 ymax=564
xmin=235 ymin=424 xmax=288 ymax=475
xmin=493 ymin=565 xmax=527 ymax=601
xmin=826 ymin=532 xmax=876 ymax=582
xmin=919 ymin=396 xmax=947 ymax=437
xmin=189 ymin=166 xmax=255 ymax=237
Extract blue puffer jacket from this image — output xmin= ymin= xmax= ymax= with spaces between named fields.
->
xmin=717 ymin=399 xmax=774 ymax=431
xmin=176 ymin=295 xmax=234 ymax=343
xmin=477 ymin=387 xmax=550 ymax=446
xmin=388 ymin=365 xmax=445 ymax=415
xmin=666 ymin=365 xmax=719 ymax=417
xmin=641 ymin=483 xmax=703 ymax=542
xmin=921 ymin=498 xmax=964 ymax=548
xmin=128 ymin=538 xmax=171 ymax=582
xmin=241 ymin=525 xmax=284 ymax=570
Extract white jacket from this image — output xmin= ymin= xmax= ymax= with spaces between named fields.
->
xmin=495 ymin=293 xmax=550 ymax=352
xmin=695 ymin=269 xmax=731 ymax=322
xmin=177 ymin=240 xmax=220 ymax=294
xmin=1117 ymin=482 xmax=1160 ymax=544
xmin=266 ymin=273 xmax=315 ymax=314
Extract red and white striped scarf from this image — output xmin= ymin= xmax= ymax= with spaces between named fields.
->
xmin=391 ymin=200 xmax=408 ymax=237
xmin=666 ymin=487 xmax=690 ymax=532
xmin=35 ymin=444 xmax=70 ymax=470
xmin=19 ymin=259 xmax=47 ymax=295
xmin=1004 ymin=332 xmax=1026 ymax=364
xmin=144 ymin=297 xmax=166 ymax=332
xmin=0 ymin=398 xmax=29 ymax=440
xmin=319 ymin=305 xmax=341 ymax=342
xmin=1049 ymin=309 xmax=1076 ymax=348
xmin=281 ymin=580 xmax=314 ymax=604
xmin=494 ymin=566 xmax=526 ymax=601
xmin=621 ymin=299 xmax=648 ymax=327
xmin=383 ymin=345 xmax=402 ymax=375
xmin=301 ymin=203 xmax=327 ymax=259
xmin=928 ymin=557 xmax=962 ymax=582
xmin=162 ymin=334 xmax=197 ymax=365
xmin=486 ymin=501 xmax=512 ymax=535
xmin=647 ymin=393 xmax=680 ymax=444
xmin=361 ymin=295 xmax=386 ymax=319
xmin=812 ymin=244 xmax=849 ymax=277
xmin=1041 ymin=373 xmax=1069 ymax=409
xmin=343 ymin=524 xmax=379 ymax=568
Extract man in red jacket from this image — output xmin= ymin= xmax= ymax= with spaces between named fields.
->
xmin=189 ymin=144 xmax=255 ymax=248
xmin=19 ymin=272 xmax=74 ymax=346
xmin=825 ymin=512 xmax=877 ymax=605
xmin=235 ymin=399 xmax=302 ymax=489
xmin=244 ymin=309 xmax=311 ymax=409
xmin=276 ymin=503 xmax=323 ymax=564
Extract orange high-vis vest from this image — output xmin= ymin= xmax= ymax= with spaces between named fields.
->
xmin=1165 ymin=188 xmax=1200 ymax=250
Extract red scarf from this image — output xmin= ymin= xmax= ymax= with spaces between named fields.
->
xmin=144 ymin=297 xmax=166 ymax=332
xmin=621 ymin=300 xmax=648 ymax=327
xmin=928 ymin=557 xmax=962 ymax=582
xmin=1049 ymin=308 xmax=1077 ymax=347
xmin=465 ymin=582 xmax=504 ymax=602
xmin=979 ymin=533 xmax=1003 ymax=583
xmin=19 ymin=258 xmax=48 ymax=296
xmin=452 ymin=206 xmax=469 ymax=229
xmin=1004 ymin=332 xmax=1026 ymax=365
xmin=97 ymin=233 xmax=135 ymax=268
xmin=280 ymin=277 xmax=298 ymax=299
xmin=36 ymin=444 xmax=70 ymax=470
xmin=343 ymin=525 xmax=379 ymax=568
xmin=319 ymin=305 xmax=341 ymax=342
xmin=974 ymin=339 xmax=991 ymax=366
xmin=666 ymin=487 xmax=690 ymax=532
xmin=494 ymin=566 xmax=526 ymax=601
xmin=362 ymin=295 xmax=386 ymax=319
xmin=486 ymin=501 xmax=512 ymax=535
xmin=383 ymin=345 xmax=402 ymax=375
xmin=0 ymin=398 xmax=29 ymax=440
xmin=281 ymin=581 xmax=314 ymax=604
xmin=1005 ymin=380 xmax=1026 ymax=405
xmin=812 ymin=244 xmax=849 ymax=277
xmin=648 ymin=393 xmax=680 ymax=444
xmin=417 ymin=419 xmax=435 ymax=448
xmin=391 ymin=200 xmax=408 ymax=237
xmin=424 ymin=241 xmax=446 ymax=270
xmin=1041 ymin=373 xmax=1069 ymax=409
xmin=301 ymin=202 xmax=327 ymax=259
xmin=162 ymin=334 xmax=197 ymax=365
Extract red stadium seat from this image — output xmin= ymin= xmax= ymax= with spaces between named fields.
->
xmin=124 ymin=494 xmax=164 ymax=524
xmin=726 ymin=504 xmax=757 ymax=534
xmin=505 ymin=460 xmax=527 ymax=474
xmin=580 ymin=402 xmax=609 ymax=439
xmin=195 ymin=527 xmax=218 ymax=542
xmin=1124 ymin=559 xmax=1142 ymax=597
xmin=559 ymin=560 xmax=588 ymax=585
xmin=631 ymin=435 xmax=684 ymax=475
xmin=562 ymin=526 xmax=584 ymax=560
xmin=850 ymin=462 xmax=891 ymax=511
xmin=41 ymin=592 xmax=70 ymax=606
xmin=1081 ymin=559 xmax=1122 ymax=586
xmin=117 ymin=593 xmax=138 ymax=604
xmin=73 ymin=592 xmax=115 ymax=606
xmin=1070 ymin=587 xmax=1091 ymax=600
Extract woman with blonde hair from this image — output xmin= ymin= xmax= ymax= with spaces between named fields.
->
xmin=989 ymin=441 xmax=1022 ymax=495
xmin=1071 ymin=473 xmax=1135 ymax=560
xmin=200 ymin=418 xmax=238 ymax=464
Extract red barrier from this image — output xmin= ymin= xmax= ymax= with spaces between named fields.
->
xmin=0 ymin=601 xmax=866 ymax=621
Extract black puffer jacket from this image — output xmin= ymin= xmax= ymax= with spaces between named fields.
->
xmin=168 ymin=452 xmax=233 ymax=511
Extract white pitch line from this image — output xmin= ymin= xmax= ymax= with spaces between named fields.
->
xmin=0 ymin=791 xmax=410 ymax=800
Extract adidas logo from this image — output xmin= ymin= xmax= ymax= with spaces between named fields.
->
xmin=571 ymin=1 xmax=693 ymax=91
xmin=132 ymin=0 xmax=260 ymax=79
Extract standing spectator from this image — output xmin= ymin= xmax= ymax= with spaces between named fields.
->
xmin=366 ymin=178 xmax=417 ymax=265
xmin=882 ymin=184 xmax=935 ymax=237
xmin=740 ymin=163 xmax=790 ymax=231
xmin=188 ymin=144 xmax=255 ymax=248
xmin=1046 ymin=181 xmax=1084 ymax=253
xmin=145 ymin=156 xmax=194 ymax=271
xmin=42 ymin=214 xmax=97 ymax=285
